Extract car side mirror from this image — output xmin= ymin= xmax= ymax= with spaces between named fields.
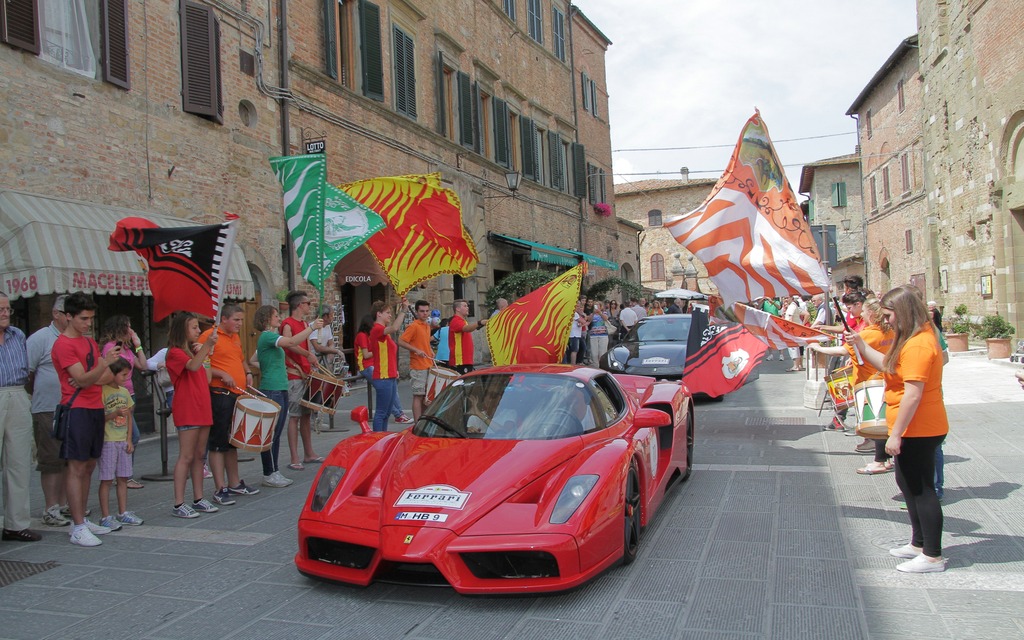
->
xmin=633 ymin=407 xmax=672 ymax=429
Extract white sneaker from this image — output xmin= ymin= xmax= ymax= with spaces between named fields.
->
xmin=82 ymin=520 xmax=111 ymax=536
xmin=889 ymin=544 xmax=923 ymax=559
xmin=69 ymin=525 xmax=102 ymax=547
xmin=896 ymin=554 xmax=946 ymax=573
xmin=766 ymin=354 xmax=774 ymax=361
xmin=43 ymin=504 xmax=70 ymax=527
xmin=263 ymin=471 xmax=293 ymax=488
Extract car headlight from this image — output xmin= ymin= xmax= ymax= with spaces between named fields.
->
xmin=607 ymin=351 xmax=625 ymax=370
xmin=549 ymin=474 xmax=599 ymax=524
xmin=311 ymin=466 xmax=346 ymax=512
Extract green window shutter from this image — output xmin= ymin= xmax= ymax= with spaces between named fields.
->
xmin=435 ymin=52 xmax=446 ymax=135
xmin=808 ymin=199 xmax=815 ymax=223
xmin=471 ymin=81 xmax=481 ymax=154
xmin=323 ymin=0 xmax=337 ymax=79
xmin=493 ymin=98 xmax=509 ymax=168
xmin=580 ymin=72 xmax=590 ymax=112
xmin=392 ymin=25 xmax=415 ymax=118
xmin=831 ymin=182 xmax=847 ymax=207
xmin=457 ymin=71 xmax=474 ymax=148
xmin=359 ymin=0 xmax=383 ymax=101
xmin=548 ymin=131 xmax=563 ymax=191
xmin=586 ymin=163 xmax=597 ymax=203
xmin=572 ymin=143 xmax=586 ymax=197
xmin=520 ymin=117 xmax=536 ymax=181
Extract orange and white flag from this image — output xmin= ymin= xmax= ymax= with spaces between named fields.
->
xmin=664 ymin=112 xmax=829 ymax=307
xmin=486 ymin=263 xmax=586 ymax=366
xmin=732 ymin=303 xmax=831 ymax=349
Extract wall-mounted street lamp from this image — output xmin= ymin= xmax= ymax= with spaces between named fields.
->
xmin=504 ymin=171 xmax=522 ymax=195
xmin=485 ymin=171 xmax=522 ymax=199
xmin=841 ymin=218 xmax=852 ymax=232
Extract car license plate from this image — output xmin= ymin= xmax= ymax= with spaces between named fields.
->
xmin=395 ymin=511 xmax=448 ymax=522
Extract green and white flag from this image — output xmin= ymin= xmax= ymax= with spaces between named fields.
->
xmin=269 ymin=154 xmax=383 ymax=293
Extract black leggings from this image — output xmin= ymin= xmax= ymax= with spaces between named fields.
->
xmin=894 ymin=434 xmax=946 ymax=557
xmin=873 ymin=439 xmax=892 ymax=464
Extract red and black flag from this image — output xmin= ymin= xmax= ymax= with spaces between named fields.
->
xmin=109 ymin=215 xmax=239 ymax=321
xmin=682 ymin=309 xmax=767 ymax=398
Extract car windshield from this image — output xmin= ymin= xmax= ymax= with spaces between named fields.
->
xmin=627 ymin=316 xmax=692 ymax=343
xmin=412 ymin=373 xmax=602 ymax=440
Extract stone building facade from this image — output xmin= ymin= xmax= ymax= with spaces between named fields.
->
xmin=612 ymin=178 xmax=718 ymax=295
xmin=846 ymin=36 xmax=931 ymax=299
xmin=798 ymin=155 xmax=866 ymax=290
xmin=1 ymin=0 xmax=629 ymax=360
xmin=915 ymin=0 xmax=1024 ymax=333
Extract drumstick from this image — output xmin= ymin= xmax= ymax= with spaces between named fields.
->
xmin=833 ymin=296 xmax=864 ymax=365
xmin=246 ymin=385 xmax=269 ymax=398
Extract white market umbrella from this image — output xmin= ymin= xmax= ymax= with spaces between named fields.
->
xmin=655 ymin=288 xmax=707 ymax=300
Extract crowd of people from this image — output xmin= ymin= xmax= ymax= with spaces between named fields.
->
xmin=0 ymin=281 xmax=1013 ymax=573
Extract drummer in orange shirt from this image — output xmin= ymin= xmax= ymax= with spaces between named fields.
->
xmin=810 ymin=296 xmax=894 ymax=471
xmin=847 ymin=285 xmax=949 ymax=573
xmin=397 ymin=300 xmax=434 ymax=420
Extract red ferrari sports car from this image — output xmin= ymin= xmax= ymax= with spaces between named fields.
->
xmin=294 ymin=365 xmax=694 ymax=594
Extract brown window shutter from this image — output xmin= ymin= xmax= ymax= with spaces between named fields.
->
xmin=101 ymin=0 xmax=130 ymax=89
xmin=1 ymin=0 xmax=40 ymax=54
xmin=180 ymin=0 xmax=222 ymax=122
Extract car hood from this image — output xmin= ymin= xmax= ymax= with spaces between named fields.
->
xmin=380 ymin=434 xmax=584 ymax=531
xmin=613 ymin=341 xmax=688 ymax=370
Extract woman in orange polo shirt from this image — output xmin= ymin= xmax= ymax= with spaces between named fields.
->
xmin=848 ymin=285 xmax=948 ymax=573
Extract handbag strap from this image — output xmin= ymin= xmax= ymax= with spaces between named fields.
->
xmin=66 ymin=345 xmax=96 ymax=407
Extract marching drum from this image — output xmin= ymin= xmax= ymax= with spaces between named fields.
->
xmin=230 ymin=395 xmax=281 ymax=452
xmin=425 ymin=366 xmax=459 ymax=405
xmin=300 ymin=369 xmax=349 ymax=416
xmin=853 ymin=379 xmax=888 ymax=438
xmin=824 ymin=365 xmax=855 ymax=411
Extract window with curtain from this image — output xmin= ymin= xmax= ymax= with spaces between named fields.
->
xmin=40 ymin=0 xmax=98 ymax=78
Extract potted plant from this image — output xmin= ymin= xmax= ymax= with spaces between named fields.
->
xmin=275 ymin=289 xmax=290 ymax=313
xmin=593 ymin=202 xmax=612 ymax=217
xmin=945 ymin=304 xmax=971 ymax=352
xmin=974 ymin=313 xmax=1015 ymax=359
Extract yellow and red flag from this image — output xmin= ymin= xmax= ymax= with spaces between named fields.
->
xmin=341 ymin=173 xmax=478 ymax=295
xmin=663 ymin=112 xmax=829 ymax=307
xmin=486 ymin=263 xmax=587 ymax=366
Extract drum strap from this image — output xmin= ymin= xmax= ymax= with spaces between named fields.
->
xmin=286 ymin=365 xmax=308 ymax=380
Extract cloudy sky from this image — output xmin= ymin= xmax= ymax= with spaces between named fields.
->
xmin=574 ymin=0 xmax=919 ymax=192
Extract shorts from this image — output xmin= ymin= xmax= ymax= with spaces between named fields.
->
xmin=287 ymin=378 xmax=310 ymax=417
xmin=60 ymin=407 xmax=105 ymax=462
xmin=410 ymin=369 xmax=428 ymax=396
xmin=98 ymin=441 xmax=133 ymax=481
xmin=32 ymin=412 xmax=66 ymax=473
xmin=208 ymin=390 xmax=238 ymax=452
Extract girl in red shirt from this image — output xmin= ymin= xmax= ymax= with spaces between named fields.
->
xmin=166 ymin=313 xmax=218 ymax=518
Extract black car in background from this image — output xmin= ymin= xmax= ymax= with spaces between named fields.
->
xmin=600 ymin=314 xmax=692 ymax=380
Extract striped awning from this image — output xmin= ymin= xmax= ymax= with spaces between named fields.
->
xmin=0 ymin=189 xmax=255 ymax=301
xmin=489 ymin=233 xmax=618 ymax=270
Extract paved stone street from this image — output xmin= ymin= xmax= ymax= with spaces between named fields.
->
xmin=1 ymin=355 xmax=1022 ymax=639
